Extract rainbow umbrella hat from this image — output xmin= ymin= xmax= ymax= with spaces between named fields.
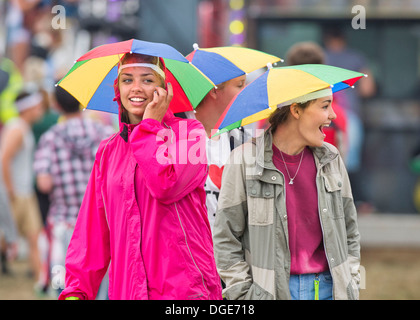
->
xmin=57 ymin=39 xmax=215 ymax=114
xmin=186 ymin=44 xmax=282 ymax=85
xmin=214 ymin=64 xmax=366 ymax=134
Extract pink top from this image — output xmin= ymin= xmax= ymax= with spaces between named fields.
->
xmin=272 ymin=145 xmax=329 ymax=275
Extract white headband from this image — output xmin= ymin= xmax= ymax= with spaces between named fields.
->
xmin=118 ymin=63 xmax=166 ymax=79
xmin=277 ymin=87 xmax=333 ymax=108
xmin=15 ymin=92 xmax=43 ymax=112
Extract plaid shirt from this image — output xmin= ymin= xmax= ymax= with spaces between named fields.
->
xmin=34 ymin=117 xmax=115 ymax=226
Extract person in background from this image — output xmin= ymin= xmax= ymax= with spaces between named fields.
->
xmin=177 ymin=74 xmax=250 ymax=233
xmin=323 ymin=27 xmax=376 ymax=212
xmin=32 ymin=88 xmax=60 ymax=224
xmin=0 ymin=89 xmax=45 ymax=286
xmin=33 ymin=86 xmax=114 ymax=297
xmin=5 ymin=0 xmax=44 ymax=74
xmin=0 ymin=57 xmax=20 ymax=275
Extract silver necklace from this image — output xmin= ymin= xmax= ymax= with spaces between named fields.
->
xmin=279 ymin=149 xmax=304 ymax=185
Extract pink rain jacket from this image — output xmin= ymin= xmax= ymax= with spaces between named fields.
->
xmin=58 ymin=108 xmax=222 ymax=300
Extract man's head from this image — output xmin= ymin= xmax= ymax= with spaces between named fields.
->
xmin=54 ymin=85 xmax=81 ymax=114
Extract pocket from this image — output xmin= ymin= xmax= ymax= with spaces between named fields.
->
xmin=323 ymin=173 xmax=343 ymax=192
xmin=246 ymin=181 xmax=274 ymax=226
xmin=322 ymin=173 xmax=344 ymax=219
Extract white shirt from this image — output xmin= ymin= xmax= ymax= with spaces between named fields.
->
xmin=205 ymin=133 xmax=231 ymax=232
xmin=181 ymin=111 xmax=233 ymax=232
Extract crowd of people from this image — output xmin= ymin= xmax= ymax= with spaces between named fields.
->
xmin=0 ymin=1 xmax=376 ymax=301
xmin=0 ymin=0 xmax=115 ymax=298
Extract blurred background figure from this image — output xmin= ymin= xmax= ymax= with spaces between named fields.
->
xmin=0 ymin=54 xmax=20 ymax=280
xmin=0 ymin=88 xmax=45 ymax=288
xmin=5 ymin=0 xmax=45 ymax=75
xmin=323 ymin=26 xmax=376 ymax=212
xmin=31 ymin=89 xmax=59 ymax=228
xmin=0 ymin=55 xmax=23 ymax=127
xmin=33 ymin=85 xmax=114 ymax=298
xmin=411 ymin=146 xmax=420 ymax=213
xmin=0 ymin=164 xmax=18 ymax=276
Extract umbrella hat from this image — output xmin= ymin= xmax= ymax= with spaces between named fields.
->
xmin=186 ymin=45 xmax=282 ymax=85
xmin=214 ymin=64 xmax=366 ymax=134
xmin=57 ymin=39 xmax=215 ymax=114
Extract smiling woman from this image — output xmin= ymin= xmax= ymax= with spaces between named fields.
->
xmin=58 ymin=51 xmax=222 ymax=300
xmin=213 ymin=86 xmax=361 ymax=300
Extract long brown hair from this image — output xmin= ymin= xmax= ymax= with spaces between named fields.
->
xmin=268 ymin=100 xmax=313 ymax=132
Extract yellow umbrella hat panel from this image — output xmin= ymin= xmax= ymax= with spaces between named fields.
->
xmin=187 ymin=45 xmax=282 ymax=85
xmin=58 ymin=55 xmax=120 ymax=108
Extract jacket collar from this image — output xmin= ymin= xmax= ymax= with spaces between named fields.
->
xmin=119 ymin=122 xmax=138 ymax=142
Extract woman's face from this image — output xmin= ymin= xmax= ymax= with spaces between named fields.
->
xmin=297 ymin=95 xmax=336 ymax=147
xmin=118 ymin=65 xmax=164 ymax=124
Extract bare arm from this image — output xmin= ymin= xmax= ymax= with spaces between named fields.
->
xmin=36 ymin=173 xmax=53 ymax=193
